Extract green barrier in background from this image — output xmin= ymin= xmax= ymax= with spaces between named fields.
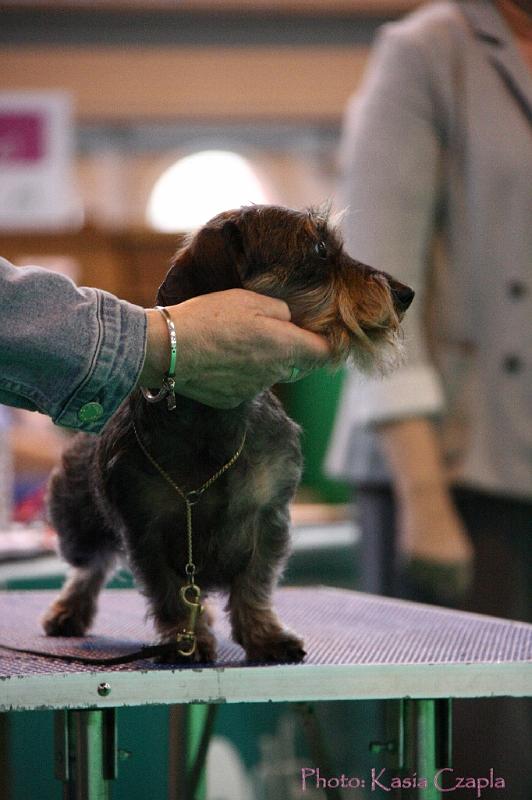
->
xmin=278 ymin=367 xmax=349 ymax=504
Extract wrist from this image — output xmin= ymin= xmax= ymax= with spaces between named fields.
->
xmin=401 ymin=489 xmax=457 ymax=518
xmin=396 ymin=479 xmax=457 ymax=520
xmin=398 ymin=478 xmax=450 ymax=499
xmin=138 ymin=308 xmax=169 ymax=388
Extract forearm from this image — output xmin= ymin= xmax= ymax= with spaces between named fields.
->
xmin=0 ymin=257 xmax=146 ymax=432
xmin=377 ymin=417 xmax=472 ymax=565
xmin=377 ymin=417 xmax=451 ymax=501
xmin=138 ymin=308 xmax=168 ymax=388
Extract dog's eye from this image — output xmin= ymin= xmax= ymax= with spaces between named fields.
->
xmin=314 ymin=241 xmax=328 ymax=260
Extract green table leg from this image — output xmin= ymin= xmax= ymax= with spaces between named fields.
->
xmin=0 ymin=713 xmax=10 ymax=800
xmin=400 ymin=699 xmax=452 ymax=799
xmin=55 ymin=709 xmax=117 ymax=800
xmin=168 ymin=704 xmax=215 ymax=800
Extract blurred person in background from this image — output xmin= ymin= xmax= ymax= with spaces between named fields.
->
xmin=327 ymin=0 xmax=531 ymax=792
xmin=0 ymin=407 xmax=13 ymax=529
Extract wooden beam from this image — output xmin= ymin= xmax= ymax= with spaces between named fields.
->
xmin=0 ymin=227 xmax=183 ymax=303
xmin=0 ymin=46 xmax=368 ymax=121
xmin=0 ymin=0 xmax=419 ymax=15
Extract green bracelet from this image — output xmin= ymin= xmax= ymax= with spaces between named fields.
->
xmin=156 ymin=306 xmax=177 ymax=377
xmin=140 ymin=306 xmax=178 ymax=411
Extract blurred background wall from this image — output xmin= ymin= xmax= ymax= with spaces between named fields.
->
xmin=0 ymin=0 xmax=420 ymax=503
xmin=1 ymin=6 xmax=425 ymax=799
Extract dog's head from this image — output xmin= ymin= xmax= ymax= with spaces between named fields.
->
xmin=157 ymin=205 xmax=413 ymax=372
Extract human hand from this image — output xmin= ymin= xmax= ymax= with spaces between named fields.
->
xmin=377 ymin=418 xmax=474 ymax=605
xmin=139 ymin=289 xmax=331 ymax=407
xmin=398 ymin=486 xmax=474 ymax=605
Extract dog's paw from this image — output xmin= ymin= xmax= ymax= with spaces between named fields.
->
xmin=41 ymin=602 xmax=89 ymax=637
xmin=245 ymin=631 xmax=306 ymax=664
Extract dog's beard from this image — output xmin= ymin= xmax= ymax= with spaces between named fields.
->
xmin=335 ymin=272 xmax=405 ymax=375
xmin=350 ymin=330 xmax=405 ymax=376
xmin=245 ymin=269 xmax=404 ymax=375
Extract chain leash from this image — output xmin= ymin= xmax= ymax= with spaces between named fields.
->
xmin=132 ymin=422 xmax=246 ymax=656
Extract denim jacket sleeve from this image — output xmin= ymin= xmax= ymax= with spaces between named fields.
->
xmin=0 ymin=256 xmax=147 ymax=433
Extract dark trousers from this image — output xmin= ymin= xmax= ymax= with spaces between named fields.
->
xmin=357 ymin=485 xmax=532 ymax=799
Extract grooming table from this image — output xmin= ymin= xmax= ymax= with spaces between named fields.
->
xmin=1 ymin=587 xmax=531 ymax=799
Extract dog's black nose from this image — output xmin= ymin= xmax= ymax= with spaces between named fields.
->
xmin=391 ymin=284 xmax=415 ymax=311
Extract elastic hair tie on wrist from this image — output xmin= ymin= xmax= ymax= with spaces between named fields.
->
xmin=140 ymin=306 xmax=178 ymax=411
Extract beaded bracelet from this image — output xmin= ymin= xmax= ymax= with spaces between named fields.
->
xmin=140 ymin=306 xmax=178 ymax=411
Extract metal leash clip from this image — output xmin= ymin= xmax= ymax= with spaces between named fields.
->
xmin=175 ymin=583 xmax=204 ymax=657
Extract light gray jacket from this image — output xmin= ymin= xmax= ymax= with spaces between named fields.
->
xmin=327 ymin=0 xmax=532 ymax=499
xmin=0 ymin=257 xmax=146 ymax=432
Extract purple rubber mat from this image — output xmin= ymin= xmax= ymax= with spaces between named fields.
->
xmin=0 ymin=587 xmax=531 ymax=677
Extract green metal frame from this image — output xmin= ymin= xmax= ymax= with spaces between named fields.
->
xmin=48 ymin=699 xmax=452 ymax=800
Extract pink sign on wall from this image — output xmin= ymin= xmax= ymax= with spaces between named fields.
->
xmin=0 ymin=113 xmax=45 ymax=163
xmin=0 ymin=93 xmax=80 ymax=229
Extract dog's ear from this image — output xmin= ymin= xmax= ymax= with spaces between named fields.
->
xmin=156 ymin=218 xmax=246 ymax=306
xmin=221 ymin=220 xmax=245 ymax=262
xmin=221 ymin=218 xmax=258 ymax=283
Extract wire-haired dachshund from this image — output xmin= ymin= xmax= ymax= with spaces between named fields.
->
xmin=42 ymin=205 xmax=413 ymax=664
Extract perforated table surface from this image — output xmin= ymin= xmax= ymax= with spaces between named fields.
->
xmin=0 ymin=587 xmax=531 ymax=712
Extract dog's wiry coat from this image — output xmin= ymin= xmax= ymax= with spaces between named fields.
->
xmin=43 ymin=205 xmax=413 ymax=663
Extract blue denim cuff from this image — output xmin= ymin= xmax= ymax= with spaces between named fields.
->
xmin=54 ymin=289 xmax=147 ymax=433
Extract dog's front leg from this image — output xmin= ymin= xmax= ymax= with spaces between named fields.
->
xmin=227 ymin=510 xmax=305 ymax=663
xmin=42 ymin=554 xmax=115 ymax=637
